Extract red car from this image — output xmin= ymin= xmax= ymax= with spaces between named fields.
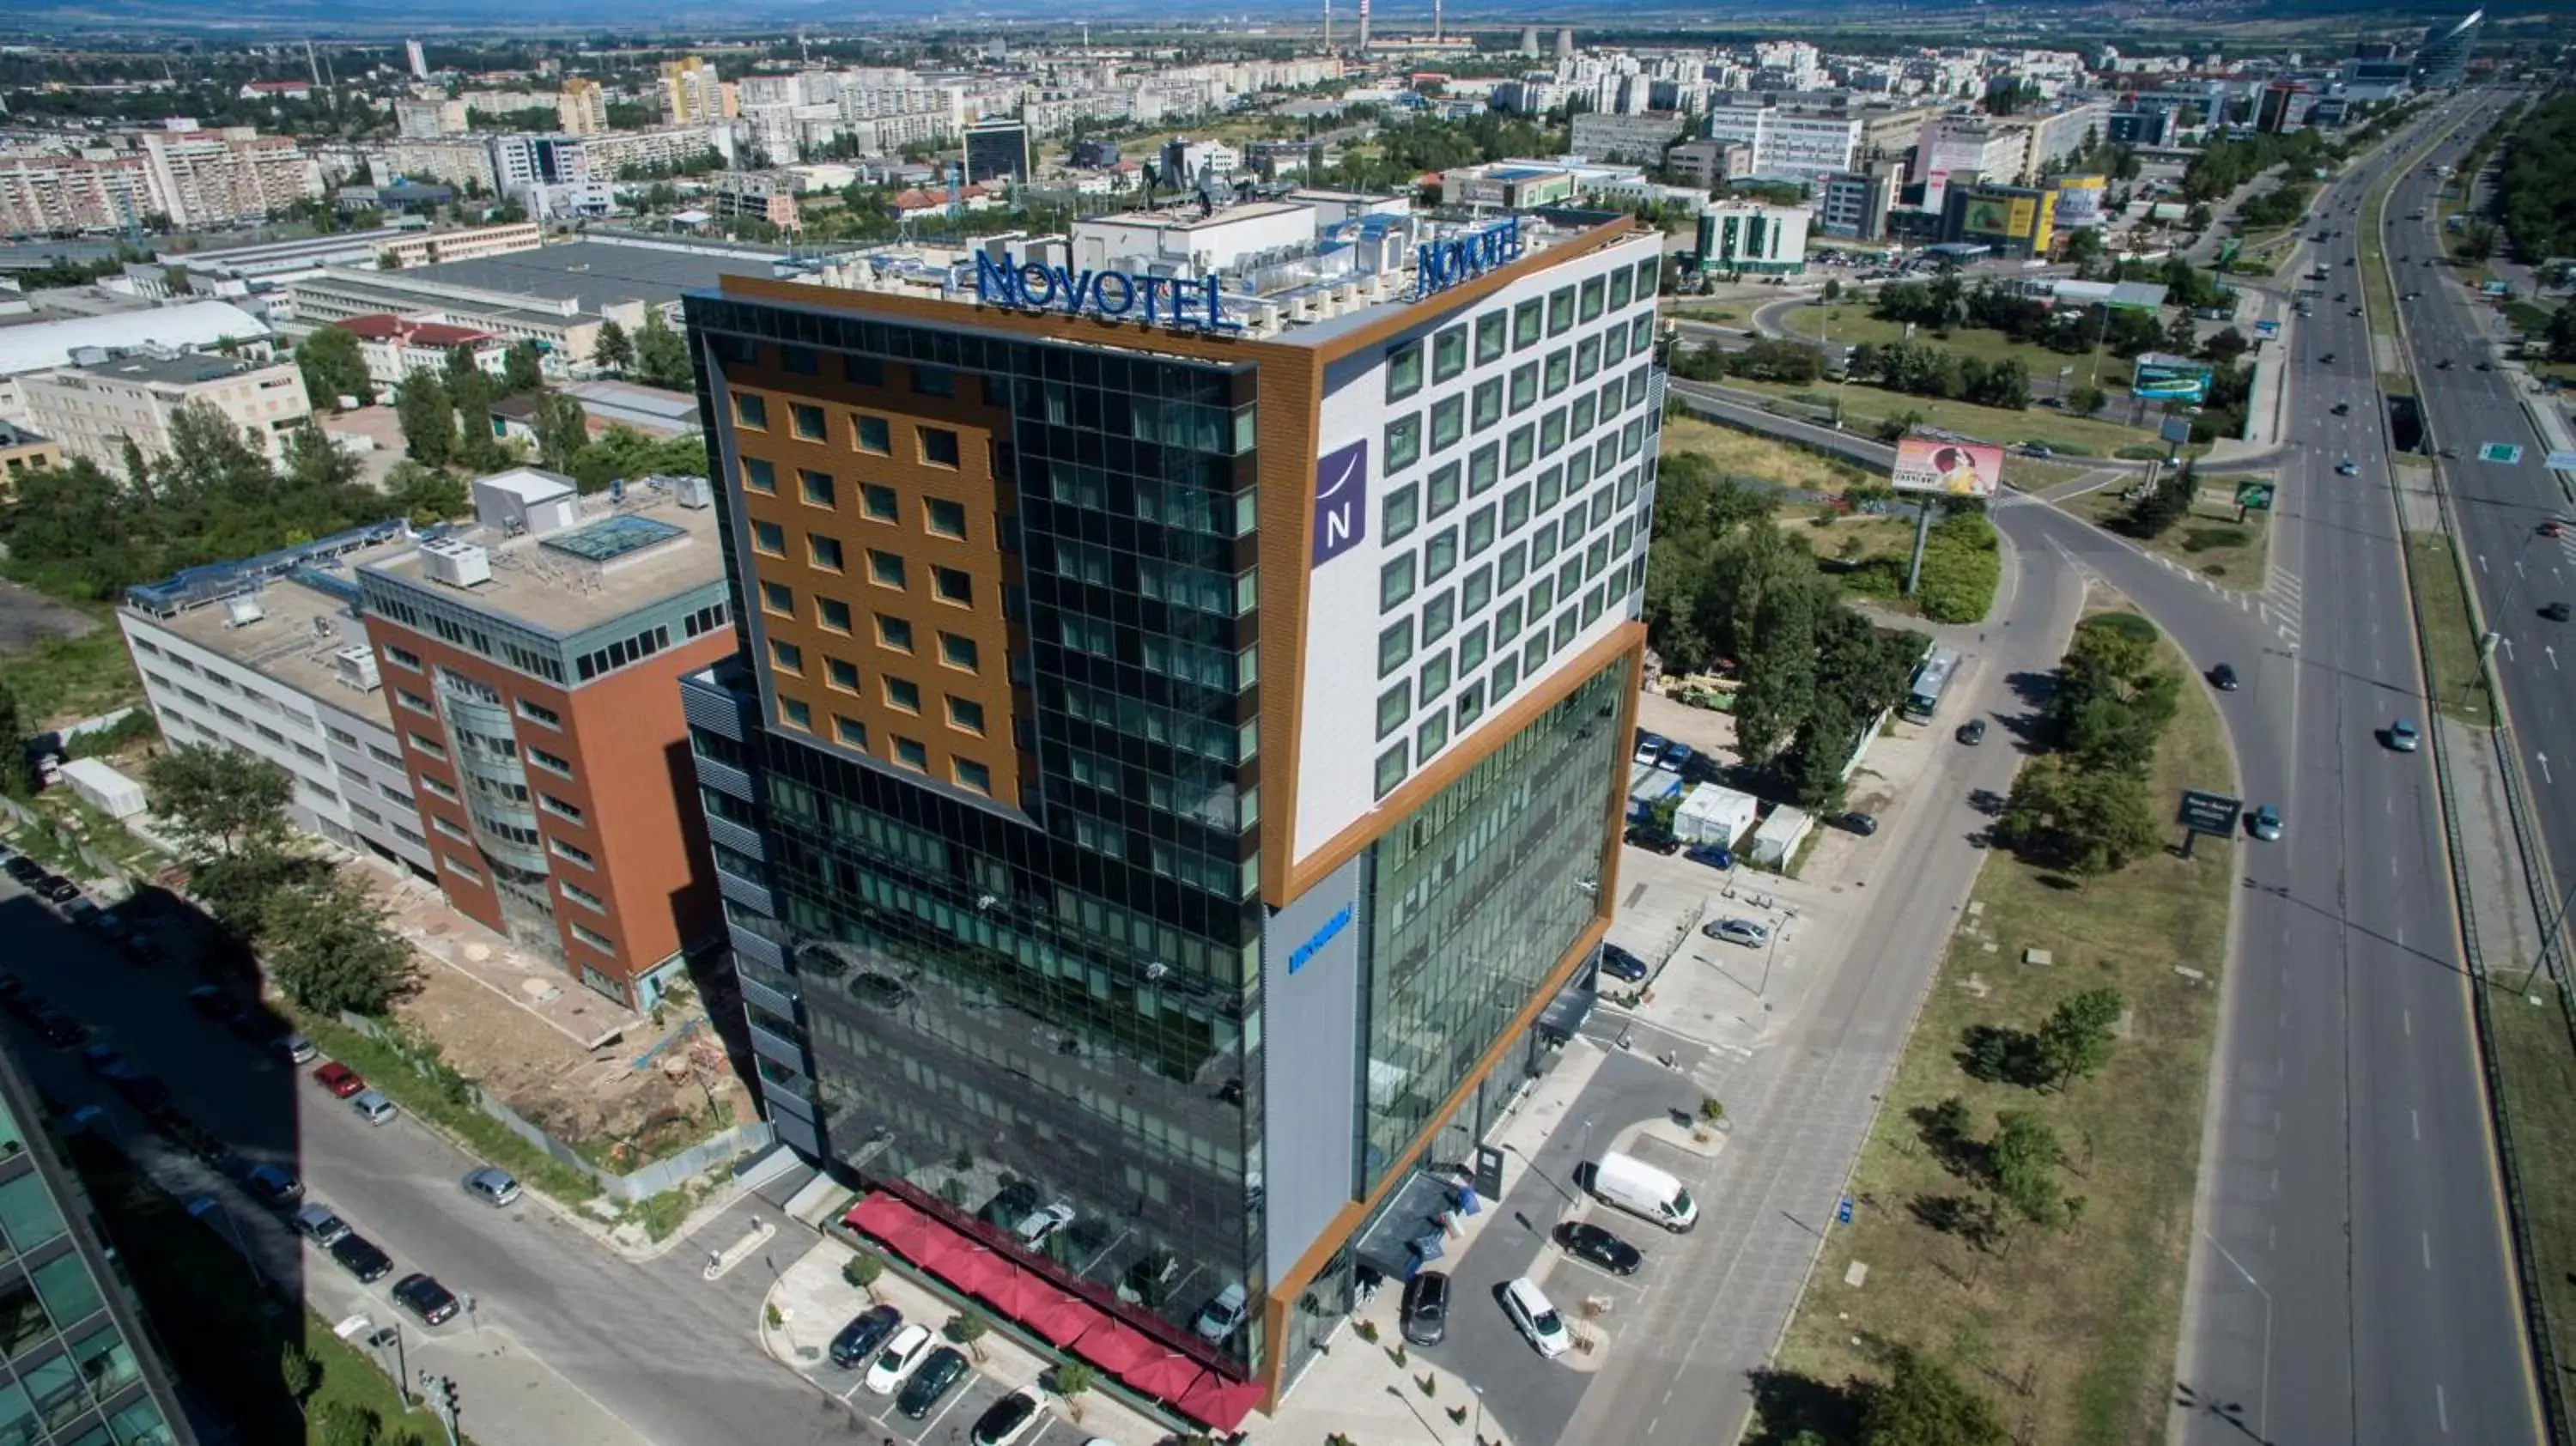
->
xmin=313 ymin=1061 xmax=365 ymax=1098
xmin=2541 ymin=521 xmax=2565 ymax=539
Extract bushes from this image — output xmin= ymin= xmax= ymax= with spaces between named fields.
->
xmin=1914 ymin=513 xmax=2002 ymax=624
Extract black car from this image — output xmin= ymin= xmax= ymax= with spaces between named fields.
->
xmin=1623 ymin=823 xmax=1681 ymax=855
xmin=183 ymin=986 xmax=234 ymax=1020
xmin=1554 ymin=1220 xmax=1643 ymax=1276
xmin=391 ymin=1273 xmax=459 ymax=1326
xmin=969 ymin=1390 xmax=1041 ymax=1446
xmin=827 ymin=1304 xmax=903 ymax=1369
xmin=1836 ymin=811 xmax=1880 ymax=836
xmin=1956 ymin=718 xmax=1988 ymax=746
xmin=2 ymin=990 xmax=46 ymax=1026
xmin=330 ymin=1232 xmax=394 ymax=1284
xmin=37 ymin=879 xmax=78 ymax=904
xmin=33 ymin=1011 xmax=87 ymax=1049
xmin=2318 ymin=352 xmax=2336 ymax=366
xmin=896 ymin=1346 xmax=970 ymax=1419
xmin=1597 ymin=944 xmax=1649 ymax=984
xmin=2 ymin=857 xmax=40 ymax=885
xmin=2209 ymin=664 xmax=2239 ymax=691
xmin=2545 ymin=602 xmax=2573 ymax=623
xmin=1400 ymin=1269 xmax=1449 ymax=1346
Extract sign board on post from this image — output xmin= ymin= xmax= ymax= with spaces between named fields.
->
xmin=2254 ymin=319 xmax=2280 ymax=337
xmin=2546 ymin=450 xmax=2576 ymax=471
xmin=2177 ymin=789 xmax=2243 ymax=860
xmin=2479 ymin=442 xmax=2525 ymax=465
xmin=2133 ymin=355 xmax=2215 ymax=403
xmin=1888 ymin=437 xmax=2003 ymax=497
xmin=2161 ymin=417 xmax=2196 ymax=447
xmin=1473 ymin=1145 xmax=1506 ymax=1201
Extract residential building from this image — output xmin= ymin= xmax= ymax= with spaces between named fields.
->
xmin=370 ymin=139 xmax=497 ymax=196
xmin=1665 ymin=137 xmax=1726 ymax=191
xmin=1440 ymin=161 xmax=1576 ymax=210
xmin=1815 ymin=167 xmax=1896 ymax=240
xmin=395 ymin=97 xmax=471 ymax=140
xmin=119 ymin=522 xmax=439 ymax=881
xmin=1699 ymin=102 xmax=1862 ymax=183
xmin=0 ymin=153 xmax=159 ymax=236
xmin=137 ymin=128 xmax=323 ymax=229
xmin=678 ymin=202 xmax=1662 ymax=1427
xmin=407 ymin=38 xmax=429 ymax=79
xmin=331 ymin=314 xmax=511 ymax=391
xmin=1568 ymin=108 xmax=1686 ymax=165
xmin=2104 ymin=108 xmax=2176 ymax=148
xmin=1694 ymin=203 xmax=1809 ymax=275
xmin=21 ymin=350 xmax=311 ymax=469
xmin=0 ymin=420 xmax=62 ymax=494
xmin=0 ymin=301 xmax=270 ymax=428
xmin=557 ymin=79 xmax=610 ymax=137
xmin=661 ymin=57 xmax=738 ymax=127
xmin=709 ymin=172 xmax=800 ymax=231
xmin=2414 ymin=12 xmax=2482 ymax=88
xmin=962 ymin=120 xmax=1031 ymax=188
xmin=0 ymin=1042 xmax=197 ymax=1446
xmin=357 ymin=468 xmax=733 ymax=1008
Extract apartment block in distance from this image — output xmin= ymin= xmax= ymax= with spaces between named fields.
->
xmin=118 ymin=522 xmax=439 ymax=882
xmin=21 ymin=351 xmax=311 ymax=469
xmin=356 ymin=468 xmax=734 ymax=1008
xmin=679 ymin=198 xmax=1662 ymax=1426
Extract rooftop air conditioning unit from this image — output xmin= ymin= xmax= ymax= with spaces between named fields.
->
xmin=334 ymin=646 xmax=381 ymax=692
xmin=673 ymin=476 xmax=713 ymax=509
xmin=419 ymin=538 xmax=492 ymax=588
xmin=222 ymin=594 xmax=265 ymax=627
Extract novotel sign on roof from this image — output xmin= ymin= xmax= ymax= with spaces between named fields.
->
xmin=971 ymin=251 xmax=1243 ymax=331
xmin=1413 ymin=216 xmax=1524 ymax=300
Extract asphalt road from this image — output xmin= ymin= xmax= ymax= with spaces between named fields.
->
xmin=0 ymin=878 xmax=867 ymax=1446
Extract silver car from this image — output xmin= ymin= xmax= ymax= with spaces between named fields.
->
xmin=1703 ymin=917 xmax=1771 ymax=948
xmin=462 ymin=1166 xmax=520 ymax=1207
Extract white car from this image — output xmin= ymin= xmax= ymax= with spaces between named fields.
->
xmin=1702 ymin=917 xmax=1770 ymax=948
xmin=862 ymin=1323 xmax=934 ymax=1394
xmin=1013 ymin=1201 xmax=1076 ymax=1248
xmin=1194 ymin=1282 xmax=1249 ymax=1341
xmin=349 ymin=1091 xmax=398 ymax=1126
xmin=1501 ymin=1276 xmax=1571 ymax=1358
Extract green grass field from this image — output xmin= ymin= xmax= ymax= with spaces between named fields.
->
xmin=0 ymin=619 xmax=140 ymax=730
xmin=1767 ymin=620 xmax=2232 ymax=1445
xmin=1719 ymin=375 xmax=2181 ymax=459
xmin=2403 ymin=531 xmax=2495 ymax=726
xmin=1779 ymin=303 xmax=2085 ymax=380
xmin=2063 ymin=481 xmax=2275 ymax=592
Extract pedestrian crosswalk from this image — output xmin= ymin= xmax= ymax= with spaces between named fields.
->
xmin=2265 ymin=566 xmax=2305 ymax=649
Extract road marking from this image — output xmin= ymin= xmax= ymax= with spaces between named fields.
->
xmin=2404 ymin=1010 xmax=2414 ymax=1037
xmin=2424 ymin=1231 xmax=2434 ymax=1270
xmin=2413 ymin=1109 xmax=2421 ymax=1140
xmin=2438 ymin=1383 xmax=2451 ymax=1433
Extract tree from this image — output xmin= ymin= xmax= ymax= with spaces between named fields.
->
xmin=280 ymin=1342 xmax=320 ymax=1418
xmin=1994 ymin=757 xmax=2161 ymax=874
xmin=316 ymin=1399 xmax=380 ymax=1446
xmin=282 ymin=420 xmax=361 ymax=492
xmin=445 ymin=366 xmax=508 ymax=471
xmin=0 ymin=681 xmax=25 ymax=799
xmin=1052 ymin=1361 xmax=1097 ymax=1421
xmin=2549 ymin=304 xmax=2576 ymax=364
xmin=2052 ymin=614 xmax=2180 ymax=776
xmin=441 ymin=343 xmax=483 ymax=386
xmin=1990 ymin=1109 xmax=2069 ymax=1225
xmin=145 ymin=744 xmax=294 ymax=858
xmin=533 ymin=392 xmax=592 ymax=472
xmin=841 ymin=1251 xmax=885 ymax=1301
xmin=161 ymin=401 xmax=272 ymax=497
xmin=2069 ymin=383 xmax=2107 ymax=417
xmin=2034 ymin=987 xmax=2127 ymax=1089
xmin=945 ymin=1309 xmax=990 ymax=1364
xmin=502 ymin=341 xmax=545 ymax=394
xmin=262 ymin=868 xmax=418 ymax=1017
xmin=295 ymin=326 xmax=374 ymax=409
xmin=2123 ymin=462 xmax=2196 ymax=541
xmin=1860 ymin=1345 xmax=2009 ymax=1446
xmin=633 ymin=309 xmax=692 ymax=389
xmin=384 ymin=460 xmax=468 ymax=525
xmin=591 ymin=319 xmax=634 ymax=376
xmin=395 ymin=369 xmax=453 ymax=466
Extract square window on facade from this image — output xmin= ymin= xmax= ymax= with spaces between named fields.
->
xmin=1631 ymin=313 xmax=1653 ymax=352
xmin=810 ymin=534 xmax=844 ymax=571
xmin=1576 ymin=335 xmax=1601 ymax=382
xmin=1377 ymin=617 xmax=1414 ymax=677
xmin=854 ymin=415 xmax=892 ymax=453
xmin=1380 ymin=552 xmax=1417 ymax=611
xmin=742 ymin=457 xmax=776 ymax=494
xmin=1493 ymin=596 xmax=1523 ymax=642
xmin=1510 ymin=362 xmax=1538 ymax=412
xmin=817 ymin=597 xmax=853 ymax=633
xmin=1420 ymin=589 xmax=1455 ymax=646
xmin=1545 ymin=349 xmax=1571 ymax=397
xmin=1468 ymin=444 xmax=1498 ymax=497
xmin=1504 ymin=483 xmax=1533 ymax=533
xmin=1376 ymin=681 xmax=1410 ymax=740
xmin=1424 ymin=527 xmax=1458 ymax=584
xmin=1419 ymin=647 xmax=1453 ymax=702
xmin=782 ymin=345 xmax=818 ymax=374
xmin=920 ymin=428 xmax=962 ymax=467
xmin=1595 ymin=434 xmax=1619 ymax=475
xmin=828 ymin=657 xmax=860 ymax=691
xmin=1386 ymin=340 xmax=1424 ymax=400
xmin=1429 ymin=395 xmax=1463 ymax=452
xmin=933 ymin=567 xmax=973 ymax=605
xmin=732 ymin=392 xmax=768 ymax=429
xmin=1466 ymin=504 xmax=1496 ymax=558
xmin=947 ymin=696 xmax=986 ymax=734
xmin=770 ymin=639 xmax=803 ymax=672
xmin=1386 ymin=414 xmax=1422 ymax=472
xmin=1455 ymin=680 xmax=1486 ymax=730
xmin=1567 ymin=447 xmax=1593 ymax=493
xmin=751 ymin=520 xmax=784 ymax=554
xmin=1636 ymin=256 xmax=1661 ymax=295
xmin=1579 ymin=275 xmax=1606 ymax=322
xmin=925 ymin=498 xmax=968 ymax=538
xmin=1540 ymin=410 xmax=1566 ymax=456
xmin=800 ymin=470 xmax=835 ymax=507
xmin=1571 ymin=393 xmax=1596 ymax=438
xmin=1523 ymin=631 xmax=1549 ymax=675
xmin=939 ymin=632 xmax=979 ymax=671
xmin=781 ymin=696 xmax=811 ymax=730
xmin=1375 ymin=741 xmax=1409 ymax=799
xmin=1492 ymin=652 xmax=1521 ymax=699
xmin=1531 ymin=519 xmax=1559 ymax=565
xmin=1547 ymin=286 xmax=1576 ymax=336
xmin=1507 ymin=426 xmax=1534 ymax=475
xmin=1555 ymin=605 xmax=1580 ymax=649
xmin=835 ymin=714 xmax=867 ymax=746
xmin=1432 ymin=325 xmax=1468 ymax=382
xmin=877 ymin=613 xmax=915 ymax=652
xmin=954 ymin=758 xmax=992 ymax=795
xmin=912 ymin=365 xmax=956 ymax=397
xmin=1461 ymin=563 xmax=1493 ymax=617
xmin=1476 ymin=310 xmax=1508 ymax=363
xmin=1604 ymin=322 xmax=1629 ymax=365
xmin=1382 ymin=482 xmax=1419 ymax=544
xmin=884 ymin=676 xmax=920 ymax=713
xmin=868 ymin=550 xmax=907 ymax=588
xmin=894 ymin=736 xmax=927 ymax=769
xmin=845 ymin=355 xmax=884 ymax=386
xmin=1514 ymin=298 xmax=1543 ymax=349
xmin=1426 ymin=462 xmax=1461 ymax=519
xmin=791 ymin=403 xmax=826 ymax=440
xmin=861 ymin=483 xmax=898 ymax=520
xmin=1610 ymin=266 xmax=1633 ymax=309
xmin=1416 ymin=708 xmax=1450 ymax=760
xmin=761 ymin=580 xmax=794 ymax=615
xmin=1458 ymin=622 xmax=1490 ymax=674
xmin=1472 ymin=378 xmax=1503 ymax=430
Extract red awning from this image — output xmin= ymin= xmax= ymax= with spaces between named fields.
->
xmin=1121 ymin=1348 xmax=1206 ymax=1402
xmin=934 ymin=1245 xmax=1009 ymax=1297
xmin=1176 ymin=1372 xmax=1268 ymax=1431
xmin=1072 ymin=1319 xmax=1158 ymax=1376
xmin=904 ymin=1226 xmax=967 ymax=1273
xmin=979 ymin=1265 xmax=1048 ymax=1319
xmin=843 ymin=1194 xmax=933 ymax=1256
xmin=1024 ymin=1289 xmax=1103 ymax=1348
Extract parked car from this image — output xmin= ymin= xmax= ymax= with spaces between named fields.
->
xmin=349 ymin=1091 xmax=398 ymax=1126
xmin=864 ymin=1323 xmax=936 ymax=1394
xmin=2541 ymin=521 xmax=2566 ymax=538
xmin=184 ymin=986 xmax=234 ymax=1020
xmin=1656 ymin=741 xmax=1693 ymax=774
xmin=244 ymin=1163 xmax=304 ymax=1208
xmin=461 ymin=1167 xmax=520 ymax=1207
xmin=1836 ymin=811 xmax=1879 ymax=836
xmin=280 ymin=1034 xmax=317 ymax=1065
xmin=1012 ymin=1201 xmax=1076 ymax=1248
xmin=293 ymin=1205 xmax=351 ymax=1247
xmin=1400 ymin=1269 xmax=1450 ymax=1346
xmin=1596 ymin=945 xmax=1649 ymax=984
xmin=313 ymin=1062 xmax=366 ymax=1098
xmin=970 ymin=1391 xmax=1044 ymax=1446
xmin=391 ymin=1273 xmax=459 ymax=1326
xmin=829 ymin=1305 xmax=904 ymax=1369
xmin=2545 ymin=601 xmax=2573 ymax=623
xmin=1194 ymin=1282 xmax=1249 ymax=1341
xmin=330 ymin=1232 xmax=394 ymax=1284
xmin=2209 ymin=663 xmax=2239 ymax=690
xmin=1956 ymin=718 xmax=1988 ymax=745
xmin=34 ymin=1011 xmax=87 ymax=1049
xmin=1553 ymin=1221 xmax=1643 ymax=1276
xmin=1631 ymin=732 xmax=1668 ymax=766
xmin=2247 ymin=805 xmax=2285 ymax=841
xmin=1500 ymin=1277 xmax=1571 ymax=1358
xmin=37 ymin=878 xmax=78 ymax=904
xmin=896 ymin=1346 xmax=970 ymax=1419
xmin=1623 ymin=823 xmax=1681 ymax=855
xmin=1 ymin=857 xmax=40 ymax=885
xmin=1682 ymin=843 xmax=1734 ymax=871
xmin=2387 ymin=719 xmax=2421 ymax=752
xmin=1703 ymin=917 xmax=1770 ymax=948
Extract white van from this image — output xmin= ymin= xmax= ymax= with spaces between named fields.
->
xmin=1589 ymin=1151 xmax=1698 ymax=1232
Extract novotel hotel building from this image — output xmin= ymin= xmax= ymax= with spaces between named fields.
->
xmin=677 ymin=201 xmax=1664 ymax=1416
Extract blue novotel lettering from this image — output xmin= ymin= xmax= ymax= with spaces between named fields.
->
xmin=973 ymin=251 xmax=1243 ymax=331
xmin=1413 ymin=217 xmax=1525 ymax=300
xmin=1286 ymin=902 xmax=1354 ymax=975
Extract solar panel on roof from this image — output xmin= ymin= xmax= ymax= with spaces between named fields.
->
xmin=540 ymin=514 xmax=684 ymax=562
